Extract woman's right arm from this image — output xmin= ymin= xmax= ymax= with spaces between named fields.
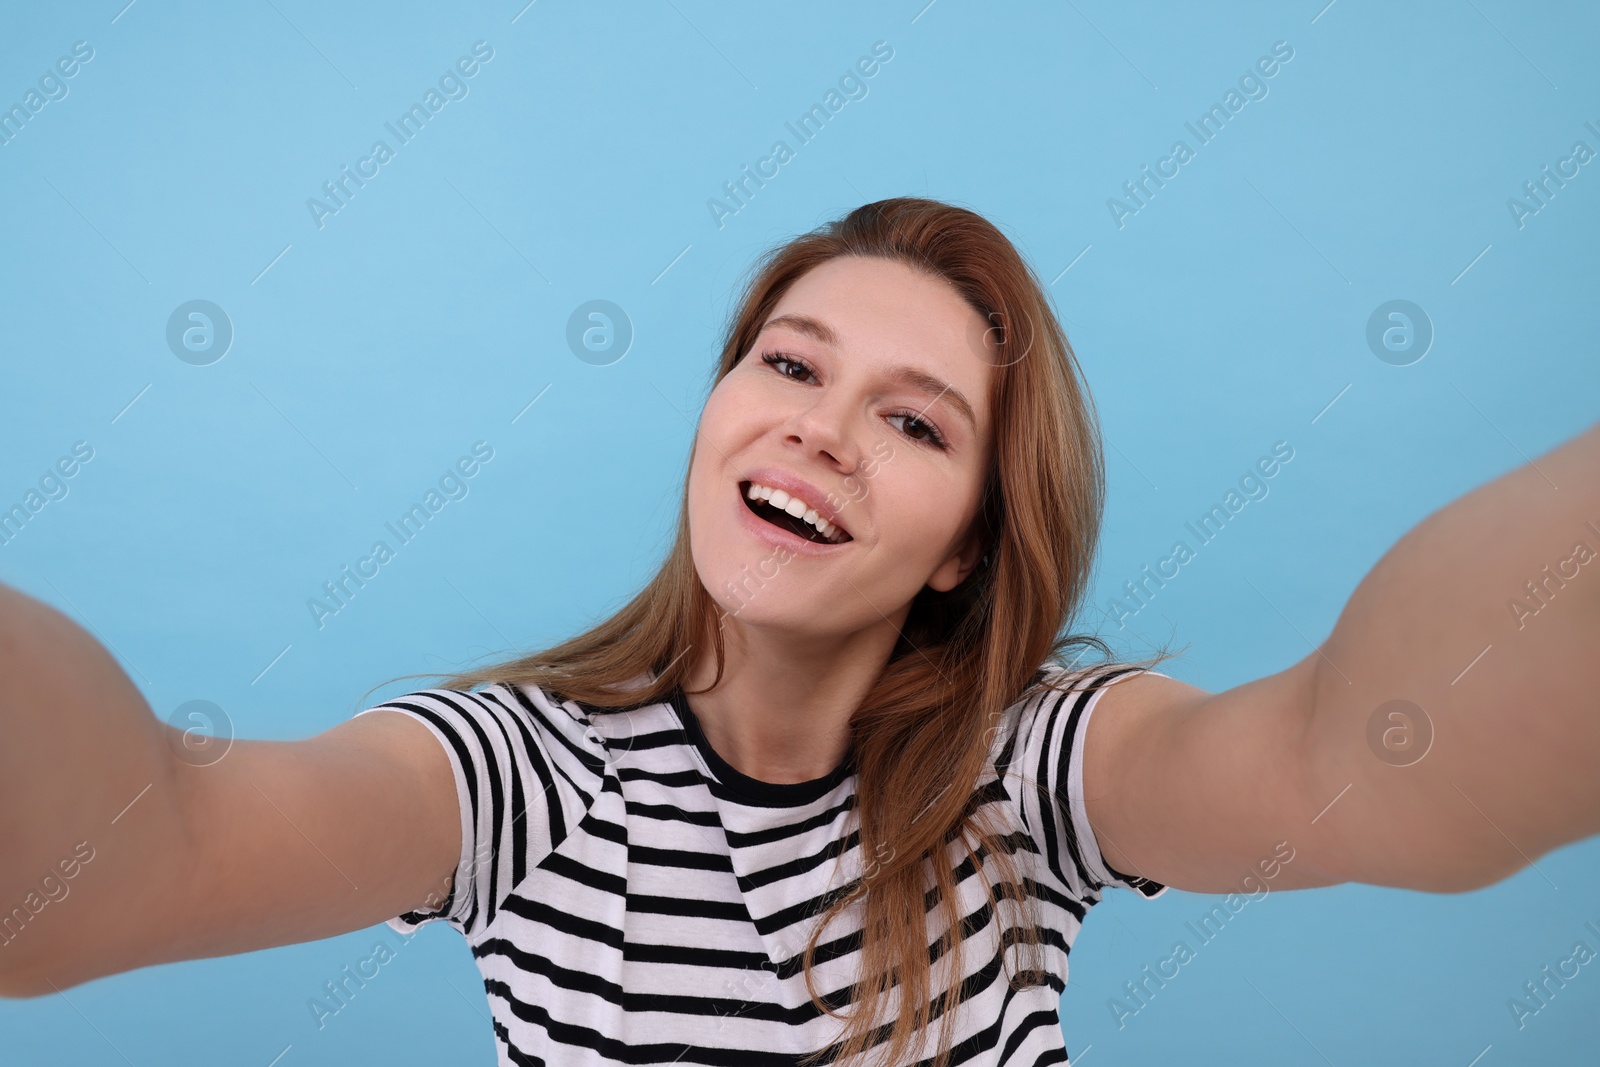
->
xmin=0 ymin=580 xmax=462 ymax=997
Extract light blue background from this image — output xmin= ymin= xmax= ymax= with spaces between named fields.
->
xmin=2 ymin=1 xmax=1597 ymax=1063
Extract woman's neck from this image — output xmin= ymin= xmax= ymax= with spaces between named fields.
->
xmin=678 ymin=611 xmax=904 ymax=784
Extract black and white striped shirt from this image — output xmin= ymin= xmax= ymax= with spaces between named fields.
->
xmin=354 ymin=664 xmax=1167 ymax=1065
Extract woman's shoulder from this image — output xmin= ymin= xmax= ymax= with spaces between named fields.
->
xmin=361 ymin=680 xmax=613 ymax=764
xmin=1011 ymin=659 xmax=1160 ymax=708
xmin=989 ymin=660 xmax=1162 ymax=753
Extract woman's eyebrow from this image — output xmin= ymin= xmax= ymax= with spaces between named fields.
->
xmin=760 ymin=313 xmax=977 ymax=431
xmin=885 ymin=365 xmax=975 ymax=432
xmin=763 ymin=313 xmax=838 ymax=347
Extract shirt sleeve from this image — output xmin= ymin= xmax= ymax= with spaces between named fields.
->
xmin=1006 ymin=665 xmax=1169 ymax=901
xmin=352 ymin=683 xmax=598 ymax=940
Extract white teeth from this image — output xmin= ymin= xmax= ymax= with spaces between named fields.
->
xmin=742 ymin=482 xmax=849 ymax=543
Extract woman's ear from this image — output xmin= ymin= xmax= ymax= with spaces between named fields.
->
xmin=927 ymin=528 xmax=987 ymax=593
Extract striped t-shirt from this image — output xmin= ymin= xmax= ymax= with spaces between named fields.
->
xmin=353 ymin=664 xmax=1167 ymax=1065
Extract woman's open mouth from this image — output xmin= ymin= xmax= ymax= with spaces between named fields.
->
xmin=738 ymin=481 xmax=852 ymax=545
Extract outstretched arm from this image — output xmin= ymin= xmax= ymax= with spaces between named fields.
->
xmin=0 ymin=582 xmax=461 ymax=996
xmin=1084 ymin=420 xmax=1600 ymax=894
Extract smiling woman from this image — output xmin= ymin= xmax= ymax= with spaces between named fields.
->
xmin=2 ymin=197 xmax=1596 ymax=1067
xmin=347 ymin=198 xmax=1185 ymax=1066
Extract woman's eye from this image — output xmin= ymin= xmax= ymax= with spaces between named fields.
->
xmin=761 ymin=351 xmax=816 ymax=382
xmin=888 ymin=414 xmax=946 ymax=448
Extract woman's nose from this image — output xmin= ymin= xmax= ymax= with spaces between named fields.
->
xmin=784 ymin=395 xmax=861 ymax=472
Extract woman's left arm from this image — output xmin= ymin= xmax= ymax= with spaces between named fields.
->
xmin=1302 ymin=418 xmax=1600 ymax=890
xmin=1084 ymin=420 xmax=1600 ymax=895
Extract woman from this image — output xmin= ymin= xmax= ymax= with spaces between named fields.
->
xmin=1 ymin=198 xmax=1595 ymax=1066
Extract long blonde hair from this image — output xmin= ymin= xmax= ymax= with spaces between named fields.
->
xmin=408 ymin=198 xmax=1174 ymax=1065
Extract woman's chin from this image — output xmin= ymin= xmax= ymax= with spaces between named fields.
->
xmin=706 ymin=593 xmax=830 ymax=639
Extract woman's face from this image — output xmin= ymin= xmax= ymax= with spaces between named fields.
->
xmin=687 ymin=254 xmax=998 ymax=639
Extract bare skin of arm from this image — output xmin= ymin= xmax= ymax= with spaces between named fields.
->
xmin=1086 ymin=421 xmax=1600 ymax=895
xmin=0 ymin=582 xmax=460 ymax=997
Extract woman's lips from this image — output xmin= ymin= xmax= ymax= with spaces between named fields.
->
xmin=739 ymin=479 xmax=857 ymax=543
xmin=740 ymin=484 xmax=835 ymax=544
xmin=737 ymin=468 xmax=852 ymax=538
xmin=733 ymin=480 xmax=852 ymax=552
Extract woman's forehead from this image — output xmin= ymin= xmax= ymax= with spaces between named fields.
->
xmin=760 ymin=258 xmax=998 ymax=414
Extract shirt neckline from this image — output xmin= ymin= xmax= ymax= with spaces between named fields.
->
xmin=667 ymin=690 xmax=854 ymax=807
